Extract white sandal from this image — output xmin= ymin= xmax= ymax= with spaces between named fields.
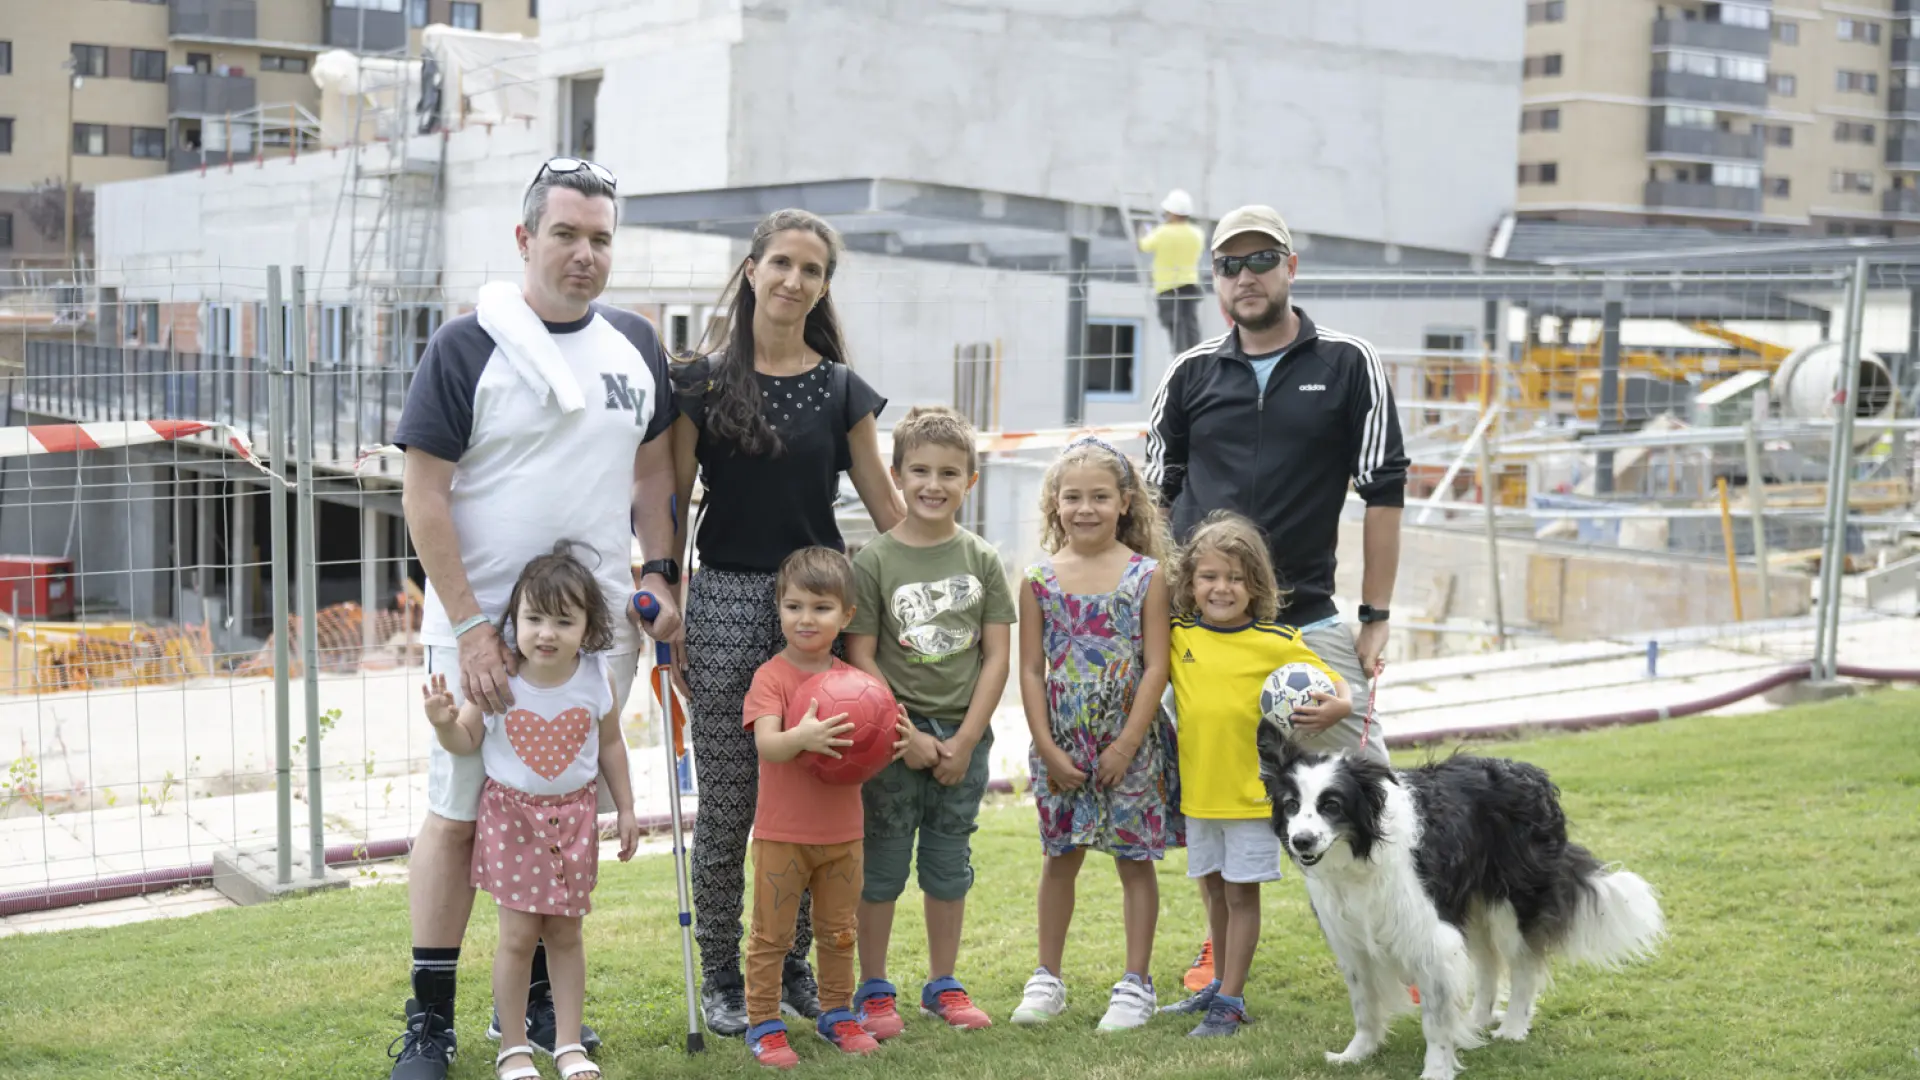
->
xmin=496 ymin=1044 xmax=540 ymax=1080
xmin=553 ymin=1043 xmax=601 ymax=1080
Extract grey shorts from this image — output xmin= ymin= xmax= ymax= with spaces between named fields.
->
xmin=1296 ymin=619 xmax=1389 ymax=763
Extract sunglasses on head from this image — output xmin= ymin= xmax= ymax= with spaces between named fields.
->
xmin=1212 ymin=249 xmax=1288 ymax=278
xmin=533 ymin=157 xmax=618 ymax=189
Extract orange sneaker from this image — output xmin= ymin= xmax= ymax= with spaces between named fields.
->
xmin=854 ymin=979 xmax=906 ymax=1040
xmin=1182 ymin=938 xmax=1217 ymax=994
xmin=920 ymin=977 xmax=992 ymax=1030
xmin=1409 ymin=985 xmax=1422 ymax=1005
xmin=747 ymin=1019 xmax=799 ymax=1069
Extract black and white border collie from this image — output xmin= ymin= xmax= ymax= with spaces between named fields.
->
xmin=1255 ymin=725 xmax=1665 ymax=1080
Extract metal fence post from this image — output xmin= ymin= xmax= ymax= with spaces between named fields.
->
xmin=266 ymin=265 xmax=294 ymax=887
xmin=1817 ymin=257 xmax=1869 ymax=681
xmin=292 ymin=267 xmax=327 ymax=880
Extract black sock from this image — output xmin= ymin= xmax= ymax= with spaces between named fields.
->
xmin=529 ymin=940 xmax=551 ymax=1003
xmin=412 ymin=946 xmax=460 ymax=1010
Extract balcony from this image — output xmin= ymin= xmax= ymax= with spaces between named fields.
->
xmin=1889 ymin=138 xmax=1920 ymax=168
xmin=1653 ymin=18 xmax=1770 ymax=56
xmin=1885 ymin=189 xmax=1920 ymax=215
xmin=1647 ymin=122 xmax=1764 ymax=160
xmin=168 ymin=72 xmax=257 ymax=117
xmin=1896 ymin=37 xmax=1920 ymax=65
xmin=1650 ymin=70 xmax=1770 ymax=109
xmin=325 ymin=6 xmax=407 ymax=52
xmin=1644 ymin=180 xmax=1762 ymax=215
xmin=1893 ymin=86 xmax=1920 ymax=115
xmin=168 ymin=148 xmax=260 ymax=173
xmin=169 ymin=0 xmax=257 ymax=40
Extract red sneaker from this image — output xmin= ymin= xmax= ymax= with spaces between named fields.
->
xmin=747 ymin=1020 xmax=799 ymax=1069
xmin=817 ymin=1010 xmax=880 ymax=1055
xmin=920 ymin=977 xmax=992 ymax=1030
xmin=854 ymin=980 xmax=906 ymax=1040
xmin=1183 ymin=938 xmax=1217 ymax=994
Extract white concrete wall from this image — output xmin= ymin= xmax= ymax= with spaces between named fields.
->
xmin=728 ymin=0 xmax=1522 ymax=254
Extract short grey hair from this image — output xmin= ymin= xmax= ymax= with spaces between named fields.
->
xmin=522 ymin=168 xmax=618 ymax=233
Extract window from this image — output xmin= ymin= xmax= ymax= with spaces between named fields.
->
xmin=1770 ymin=72 xmax=1795 ymax=96
xmin=1664 ymin=49 xmax=1765 ymax=83
xmin=1712 ymin=163 xmax=1759 ymax=188
xmin=73 ymin=123 xmax=107 ymax=156
xmin=1705 ymin=2 xmax=1769 ymax=30
xmin=1836 ymin=70 xmax=1879 ymax=94
xmin=1520 ymin=107 xmax=1561 ymax=131
xmin=0 ymin=212 xmax=12 ymax=250
xmin=320 ymin=305 xmax=353 ymax=363
xmin=1518 ymin=162 xmax=1559 ymax=185
xmin=70 ymin=43 xmax=106 ymax=78
xmin=186 ymin=52 xmax=212 ymax=74
xmin=0 ymin=40 xmax=11 ymax=75
xmin=131 ymin=127 xmax=165 ymax=159
xmin=1766 ymin=124 xmax=1792 ymax=148
xmin=1773 ymin=19 xmax=1798 ymax=44
xmin=530 ymin=0 xmax=539 ymax=15
xmin=260 ymin=54 xmax=309 ymax=73
xmin=1836 ymin=121 xmax=1877 ymax=145
xmin=124 ymin=304 xmax=140 ymax=340
xmin=407 ymin=0 xmax=427 ymax=27
xmin=1526 ymin=1 xmax=1564 ymax=23
xmin=131 ymin=48 xmax=166 ymax=82
xmin=1664 ymin=105 xmax=1714 ymax=129
xmin=0 ymin=117 xmax=11 ymax=154
xmin=144 ymin=303 xmax=160 ymax=342
xmin=1523 ymin=54 xmax=1563 ymax=77
xmin=451 ymin=2 xmax=481 ymax=29
xmin=1831 ymin=170 xmax=1875 ymax=194
xmin=334 ymin=0 xmax=402 ymax=8
xmin=1082 ymin=320 xmax=1139 ymax=401
xmin=1765 ymin=176 xmax=1791 ymax=198
xmin=1837 ymin=18 xmax=1882 ymax=44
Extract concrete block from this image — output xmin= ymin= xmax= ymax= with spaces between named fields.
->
xmin=1762 ymin=679 xmax=1861 ymax=707
xmin=211 ymin=843 xmax=350 ymax=906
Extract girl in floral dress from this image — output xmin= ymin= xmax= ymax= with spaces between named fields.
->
xmin=1010 ymin=435 xmax=1176 ymax=1032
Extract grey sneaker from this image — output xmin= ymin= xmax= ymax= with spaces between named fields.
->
xmin=701 ymin=972 xmax=750 ymax=1037
xmin=1158 ymin=979 xmax=1219 ymax=1016
xmin=1189 ymin=996 xmax=1248 ymax=1037
xmin=1096 ymin=974 xmax=1156 ymax=1031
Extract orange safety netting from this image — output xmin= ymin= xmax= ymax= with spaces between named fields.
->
xmin=233 ymin=596 xmax=426 ymax=678
xmin=1 ymin=622 xmax=215 ymax=694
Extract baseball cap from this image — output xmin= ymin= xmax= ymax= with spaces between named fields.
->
xmin=1211 ymin=205 xmax=1293 ymax=254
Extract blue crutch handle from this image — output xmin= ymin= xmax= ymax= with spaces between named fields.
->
xmin=632 ymin=592 xmax=672 ymax=666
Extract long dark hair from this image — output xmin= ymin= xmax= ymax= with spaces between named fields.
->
xmin=502 ymin=540 xmax=615 ymax=659
xmin=677 ymin=208 xmax=850 ymax=457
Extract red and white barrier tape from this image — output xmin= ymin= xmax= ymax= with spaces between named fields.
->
xmin=0 ymin=421 xmax=275 ymax=479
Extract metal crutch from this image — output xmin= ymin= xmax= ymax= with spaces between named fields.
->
xmin=634 ymin=591 xmax=705 ymax=1054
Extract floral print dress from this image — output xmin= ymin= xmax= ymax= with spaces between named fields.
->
xmin=1027 ymin=554 xmax=1182 ymax=860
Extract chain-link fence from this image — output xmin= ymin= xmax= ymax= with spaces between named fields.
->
xmin=0 ymin=256 xmax=1914 ymax=912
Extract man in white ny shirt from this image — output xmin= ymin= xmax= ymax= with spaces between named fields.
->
xmin=387 ymin=158 xmax=683 ymax=1079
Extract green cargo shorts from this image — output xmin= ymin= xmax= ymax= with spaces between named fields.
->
xmin=860 ymin=714 xmax=993 ymax=904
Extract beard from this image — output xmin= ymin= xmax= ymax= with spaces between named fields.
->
xmin=1232 ymin=291 xmax=1288 ymax=332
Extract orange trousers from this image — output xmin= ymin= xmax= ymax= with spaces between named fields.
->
xmin=746 ymin=838 xmax=863 ymax=1025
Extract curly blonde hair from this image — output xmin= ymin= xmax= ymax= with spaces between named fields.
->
xmin=1168 ymin=510 xmax=1288 ymax=622
xmin=1037 ymin=436 xmax=1168 ymax=561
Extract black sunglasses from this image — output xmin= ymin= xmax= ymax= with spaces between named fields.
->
xmin=1212 ymin=249 xmax=1288 ymax=278
xmin=532 ymin=157 xmax=618 ymax=189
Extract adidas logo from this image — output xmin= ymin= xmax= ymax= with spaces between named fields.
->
xmin=1180 ymin=649 xmax=1196 ymax=663
xmin=1298 ymin=383 xmax=1327 ymax=392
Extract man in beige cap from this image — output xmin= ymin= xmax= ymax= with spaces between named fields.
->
xmin=1147 ymin=205 xmax=1409 ymax=1020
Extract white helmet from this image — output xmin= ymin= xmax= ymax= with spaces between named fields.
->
xmin=1161 ymin=188 xmax=1194 ymax=217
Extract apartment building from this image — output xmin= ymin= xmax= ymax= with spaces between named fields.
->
xmin=0 ymin=0 xmax=538 ymax=266
xmin=1518 ymin=0 xmax=1920 ymax=237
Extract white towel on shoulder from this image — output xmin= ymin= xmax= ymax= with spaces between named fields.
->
xmin=474 ymin=281 xmax=586 ymax=414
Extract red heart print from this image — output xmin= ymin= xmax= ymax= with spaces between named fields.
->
xmin=504 ymin=706 xmax=594 ymax=780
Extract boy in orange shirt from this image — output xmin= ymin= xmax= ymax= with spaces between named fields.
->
xmin=741 ymin=546 xmax=911 ymax=1068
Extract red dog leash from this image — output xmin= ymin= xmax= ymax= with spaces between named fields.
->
xmin=1357 ymin=658 xmax=1384 ymax=754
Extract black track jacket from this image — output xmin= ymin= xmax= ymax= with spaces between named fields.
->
xmin=1145 ymin=307 xmax=1409 ymax=627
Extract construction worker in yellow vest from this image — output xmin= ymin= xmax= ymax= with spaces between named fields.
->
xmin=1138 ymin=189 xmax=1207 ymax=356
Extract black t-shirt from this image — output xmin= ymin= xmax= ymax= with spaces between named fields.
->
xmin=676 ymin=356 xmax=887 ymax=573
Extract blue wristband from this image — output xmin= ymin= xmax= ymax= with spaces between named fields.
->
xmin=452 ymin=614 xmax=491 ymax=638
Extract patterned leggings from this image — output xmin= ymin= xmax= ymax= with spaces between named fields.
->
xmin=684 ymin=567 xmax=813 ymax=980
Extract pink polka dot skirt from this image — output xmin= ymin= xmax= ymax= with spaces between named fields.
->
xmin=471 ymin=778 xmax=600 ymax=916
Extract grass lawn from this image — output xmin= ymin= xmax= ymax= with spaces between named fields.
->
xmin=6 ymin=691 xmax=1918 ymax=1079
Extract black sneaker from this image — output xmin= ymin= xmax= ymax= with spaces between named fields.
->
xmin=701 ymin=970 xmax=750 ymax=1037
xmin=781 ymin=959 xmax=823 ymax=1021
xmin=387 ymin=998 xmax=456 ymax=1080
xmin=488 ymin=997 xmax=604 ymax=1056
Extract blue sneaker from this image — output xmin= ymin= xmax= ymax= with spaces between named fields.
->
xmin=816 ymin=1008 xmax=880 ymax=1055
xmin=1189 ymin=994 xmax=1248 ymax=1037
xmin=1159 ymin=978 xmax=1219 ymax=1016
xmin=746 ymin=1019 xmax=798 ymax=1069
xmin=919 ymin=976 xmax=992 ymax=1030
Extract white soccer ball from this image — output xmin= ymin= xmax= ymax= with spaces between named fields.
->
xmin=1259 ymin=662 xmax=1336 ymax=732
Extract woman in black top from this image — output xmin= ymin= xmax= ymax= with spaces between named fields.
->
xmin=669 ymin=208 xmax=903 ymax=1035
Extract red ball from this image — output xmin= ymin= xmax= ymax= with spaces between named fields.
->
xmin=784 ymin=666 xmax=901 ymax=786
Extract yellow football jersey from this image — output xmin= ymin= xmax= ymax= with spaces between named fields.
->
xmin=1169 ymin=617 xmax=1338 ymax=819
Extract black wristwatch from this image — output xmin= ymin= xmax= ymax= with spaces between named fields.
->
xmin=1357 ymin=604 xmax=1390 ymax=624
xmin=640 ymin=558 xmax=682 ymax=586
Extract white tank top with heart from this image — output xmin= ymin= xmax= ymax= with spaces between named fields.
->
xmin=481 ymin=651 xmax=614 ymax=797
